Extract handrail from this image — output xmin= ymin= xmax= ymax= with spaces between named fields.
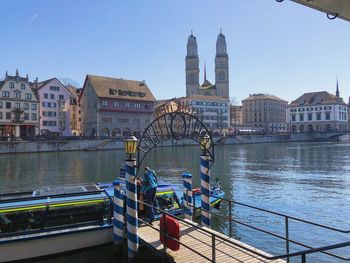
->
xmin=187 ymin=190 xmax=350 ymax=261
xmin=137 ymin=199 xmax=277 ymax=260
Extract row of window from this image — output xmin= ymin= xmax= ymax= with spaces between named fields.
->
xmin=101 ymin=118 xmax=149 ymax=124
xmin=0 ymin=101 xmax=37 ymax=110
xmin=50 ymin=86 xmax=60 ymax=91
xmin=191 ymin=101 xmax=228 ymax=107
xmin=43 ymin=93 xmax=64 ymax=100
xmin=0 ymin=112 xmax=37 ymax=120
xmin=43 ymin=121 xmax=57 ymax=126
xmin=8 ymin=82 xmax=26 ymax=90
xmin=42 ymin=102 xmax=57 ymax=108
xmin=192 ymin=107 xmax=228 ymax=114
xmin=2 ymin=91 xmax=33 ymax=100
xmin=291 ymin=112 xmax=331 ymax=122
xmin=43 ymin=111 xmax=57 ymax=117
xmin=290 ymin=106 xmax=347 ymax=112
xmin=101 ymin=100 xmax=151 ymax=109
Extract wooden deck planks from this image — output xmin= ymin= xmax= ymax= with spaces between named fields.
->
xmin=138 ymin=219 xmax=285 ymax=263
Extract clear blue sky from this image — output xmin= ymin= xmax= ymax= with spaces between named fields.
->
xmin=1 ymin=0 xmax=349 ymax=104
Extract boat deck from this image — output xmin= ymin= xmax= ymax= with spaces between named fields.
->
xmin=138 ymin=219 xmax=285 ymax=263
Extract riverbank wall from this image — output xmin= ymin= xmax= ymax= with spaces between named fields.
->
xmin=0 ymin=133 xmax=345 ymax=154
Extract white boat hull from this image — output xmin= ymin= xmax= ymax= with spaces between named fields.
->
xmin=0 ymin=225 xmax=113 ymax=262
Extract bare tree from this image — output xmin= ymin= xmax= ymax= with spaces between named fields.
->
xmin=59 ymin=77 xmax=81 ymax=88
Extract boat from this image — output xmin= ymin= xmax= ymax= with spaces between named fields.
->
xmin=0 ymin=181 xmax=224 ymax=262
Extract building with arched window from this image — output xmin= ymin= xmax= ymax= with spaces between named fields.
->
xmin=287 ymin=90 xmax=348 ymax=133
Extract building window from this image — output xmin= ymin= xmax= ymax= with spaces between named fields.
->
xmin=24 ymin=103 xmax=29 ymax=110
xmin=50 ymin=94 xmax=55 ymax=99
xmin=316 ymin=113 xmax=321 ymax=121
xmin=32 ymin=113 xmax=37 ymax=120
xmin=117 ymin=118 xmax=129 ymax=124
xmin=32 ymin=104 xmax=37 ymax=110
xmin=2 ymin=91 xmax=9 ymax=98
xmin=20 ymin=83 xmax=25 ymax=90
xmin=0 ymin=101 xmax=2 ymax=108
xmin=14 ymin=91 xmax=21 ymax=99
xmin=308 ymin=114 xmax=312 ymax=121
xmin=299 ymin=114 xmax=304 ymax=122
xmin=102 ymin=118 xmax=112 ymax=123
xmin=24 ymin=113 xmax=29 ymax=120
xmin=9 ymin=82 xmax=14 ymax=88
xmin=102 ymin=100 xmax=108 ymax=107
xmin=44 ymin=93 xmax=48 ymax=99
xmin=0 ymin=112 xmax=2 ymax=119
xmin=6 ymin=112 xmax=11 ymax=119
xmin=15 ymin=102 xmax=20 ymax=108
xmin=325 ymin=112 xmax=330 ymax=120
xmin=59 ymin=95 xmax=64 ymax=100
xmin=25 ymin=93 xmax=32 ymax=100
xmin=6 ymin=102 xmax=11 ymax=109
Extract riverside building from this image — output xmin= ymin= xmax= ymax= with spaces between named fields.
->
xmin=242 ymin=93 xmax=288 ymax=133
xmin=32 ymin=78 xmax=72 ymax=136
xmin=80 ymin=75 xmax=156 ymax=137
xmin=175 ymin=95 xmax=230 ymax=131
xmin=230 ymin=105 xmax=243 ymax=126
xmin=0 ymin=70 xmax=39 ymax=139
xmin=287 ymin=89 xmax=348 ymax=132
xmin=66 ymin=85 xmax=82 ymax=136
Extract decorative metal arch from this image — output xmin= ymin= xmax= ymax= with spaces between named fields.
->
xmin=136 ymin=106 xmax=214 ymax=171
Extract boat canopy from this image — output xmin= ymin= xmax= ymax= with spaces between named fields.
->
xmin=290 ymin=0 xmax=350 ymax=22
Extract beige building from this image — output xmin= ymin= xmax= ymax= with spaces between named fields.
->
xmin=242 ymin=93 xmax=288 ymax=133
xmin=67 ymin=85 xmax=82 ymax=136
xmin=230 ymin=105 xmax=243 ymax=126
xmin=80 ymin=75 xmax=156 ymax=137
xmin=287 ymin=91 xmax=348 ymax=132
xmin=0 ymin=70 xmax=39 ymax=139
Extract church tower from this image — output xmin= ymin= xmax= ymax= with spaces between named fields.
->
xmin=215 ymin=30 xmax=229 ymax=98
xmin=186 ymin=32 xmax=200 ymax=96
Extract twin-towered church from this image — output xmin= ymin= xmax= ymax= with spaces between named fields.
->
xmin=185 ymin=31 xmax=229 ymax=99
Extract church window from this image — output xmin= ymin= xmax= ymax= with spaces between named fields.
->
xmin=219 ymin=72 xmax=225 ymax=81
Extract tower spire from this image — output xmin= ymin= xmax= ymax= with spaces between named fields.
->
xmin=204 ymin=62 xmax=207 ymax=81
xmin=336 ymin=77 xmax=340 ymax=97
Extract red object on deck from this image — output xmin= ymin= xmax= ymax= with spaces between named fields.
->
xmin=160 ymin=214 xmax=180 ymax=251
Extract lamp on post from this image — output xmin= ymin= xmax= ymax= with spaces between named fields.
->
xmin=124 ymin=134 xmax=139 ymax=259
xmin=200 ymin=133 xmax=211 ymax=155
xmin=124 ymin=135 xmax=138 ymax=160
xmin=199 ymin=133 xmax=211 ymax=228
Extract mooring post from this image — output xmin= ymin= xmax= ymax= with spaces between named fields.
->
xmin=182 ymin=172 xmax=193 ymax=220
xmin=113 ymin=179 xmax=124 ymax=249
xmin=125 ymin=158 xmax=138 ymax=259
xmin=200 ymin=153 xmax=211 ymax=228
xmin=124 ymin=135 xmax=139 ymax=260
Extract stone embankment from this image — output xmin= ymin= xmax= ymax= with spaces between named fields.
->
xmin=0 ymin=133 xmax=346 ymax=154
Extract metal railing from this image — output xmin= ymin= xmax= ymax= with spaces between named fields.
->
xmin=187 ymin=190 xmax=350 ymax=262
xmin=138 ymin=199 xmax=350 ymax=262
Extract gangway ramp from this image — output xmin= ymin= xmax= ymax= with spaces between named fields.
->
xmin=138 ymin=219 xmax=285 ymax=263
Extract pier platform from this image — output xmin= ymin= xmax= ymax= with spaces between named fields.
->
xmin=138 ymin=219 xmax=285 ymax=263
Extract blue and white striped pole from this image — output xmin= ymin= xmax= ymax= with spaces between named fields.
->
xmin=113 ymin=179 xmax=124 ymax=247
xmin=200 ymin=154 xmax=211 ymax=228
xmin=182 ymin=172 xmax=193 ymax=220
xmin=125 ymin=159 xmax=138 ymax=259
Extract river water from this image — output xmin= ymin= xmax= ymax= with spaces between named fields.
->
xmin=1 ymin=142 xmax=350 ymax=262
